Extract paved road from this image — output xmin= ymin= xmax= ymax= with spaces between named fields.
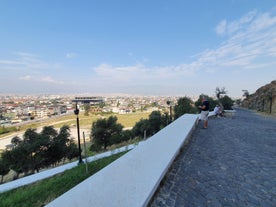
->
xmin=0 ymin=127 xmax=90 ymax=149
xmin=149 ymin=108 xmax=276 ymax=207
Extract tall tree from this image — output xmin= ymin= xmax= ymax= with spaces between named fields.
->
xmin=1 ymin=145 xmax=28 ymax=178
xmin=242 ymin=90 xmax=250 ymax=98
xmin=83 ymin=103 xmax=91 ymax=116
xmin=215 ymin=87 xmax=227 ymax=108
xmin=132 ymin=111 xmax=169 ymax=139
xmin=132 ymin=119 xmax=150 ymax=138
xmin=215 ymin=87 xmax=227 ymax=100
xmin=267 ymin=90 xmax=274 ymax=114
xmin=90 ymin=116 xmax=123 ymax=150
xmin=0 ymin=159 xmax=10 ymax=183
xmin=148 ymin=111 xmax=163 ymax=135
xmin=174 ymin=97 xmax=197 ymax=119
xmin=66 ymin=139 xmax=79 ymax=161
xmin=220 ymin=95 xmax=234 ymax=110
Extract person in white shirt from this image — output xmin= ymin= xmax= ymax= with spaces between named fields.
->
xmin=214 ymin=105 xmax=222 ymax=117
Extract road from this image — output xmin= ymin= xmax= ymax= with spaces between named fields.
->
xmin=0 ymin=127 xmax=91 ymax=150
xmin=150 ymin=108 xmax=276 ymax=207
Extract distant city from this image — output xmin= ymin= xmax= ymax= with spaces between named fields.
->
xmin=0 ymin=94 xmax=200 ymax=126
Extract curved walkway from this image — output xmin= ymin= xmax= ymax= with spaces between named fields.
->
xmin=150 ymin=108 xmax=276 ymax=207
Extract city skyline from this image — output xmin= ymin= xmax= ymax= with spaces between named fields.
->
xmin=0 ymin=0 xmax=276 ymax=98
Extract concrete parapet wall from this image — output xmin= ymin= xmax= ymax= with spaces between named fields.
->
xmin=47 ymin=114 xmax=199 ymax=207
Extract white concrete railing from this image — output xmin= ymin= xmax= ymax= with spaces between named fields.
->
xmin=46 ymin=114 xmax=199 ymax=207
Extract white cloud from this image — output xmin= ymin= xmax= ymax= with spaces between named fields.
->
xmin=0 ymin=52 xmax=50 ymax=71
xmin=19 ymin=75 xmax=32 ymax=80
xmin=93 ymin=63 xmax=196 ymax=84
xmin=41 ymin=76 xmax=64 ymax=84
xmin=215 ymin=19 xmax=227 ymax=35
xmin=18 ymin=74 xmax=64 ymax=85
xmin=249 ymin=12 xmax=276 ymax=31
xmin=199 ymin=9 xmax=276 ymax=72
xmin=215 ymin=10 xmax=257 ymax=36
xmin=66 ymin=52 xmax=77 ymax=59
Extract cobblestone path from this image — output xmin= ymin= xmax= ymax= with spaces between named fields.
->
xmin=149 ymin=108 xmax=276 ymax=207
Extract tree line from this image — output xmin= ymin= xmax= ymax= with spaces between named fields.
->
xmin=0 ymin=125 xmax=79 ymax=183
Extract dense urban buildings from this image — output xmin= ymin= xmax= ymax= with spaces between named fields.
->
xmin=0 ymin=94 xmax=190 ymax=126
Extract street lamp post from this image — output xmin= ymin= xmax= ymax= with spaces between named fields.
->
xmin=167 ymin=100 xmax=172 ymax=124
xmin=74 ymin=103 xmax=83 ymax=164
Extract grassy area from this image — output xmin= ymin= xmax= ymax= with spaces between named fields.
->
xmin=0 ymin=151 xmax=128 ymax=207
xmin=53 ymin=112 xmax=150 ymax=129
xmin=0 ymin=112 xmax=150 ymax=139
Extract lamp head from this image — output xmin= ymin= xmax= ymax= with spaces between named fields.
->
xmin=74 ymin=104 xmax=79 ymax=115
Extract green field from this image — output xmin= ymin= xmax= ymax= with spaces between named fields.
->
xmin=53 ymin=111 xmax=151 ymax=128
xmin=0 ymin=112 xmax=150 ymax=138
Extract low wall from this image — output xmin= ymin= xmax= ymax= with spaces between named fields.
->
xmin=47 ymin=114 xmax=198 ymax=207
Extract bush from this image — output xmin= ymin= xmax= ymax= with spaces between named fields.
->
xmin=89 ymin=143 xmax=102 ymax=152
xmin=221 ymin=95 xmax=234 ymax=110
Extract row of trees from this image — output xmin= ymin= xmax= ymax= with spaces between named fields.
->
xmin=174 ymin=93 xmax=234 ymax=119
xmin=89 ymin=110 xmax=169 ymax=152
xmin=0 ymin=125 xmax=79 ymax=183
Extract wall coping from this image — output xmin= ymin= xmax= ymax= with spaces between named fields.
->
xmin=46 ymin=114 xmax=199 ymax=207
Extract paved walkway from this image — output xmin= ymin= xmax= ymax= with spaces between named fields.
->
xmin=149 ymin=108 xmax=276 ymax=207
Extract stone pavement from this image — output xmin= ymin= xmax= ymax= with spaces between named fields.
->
xmin=149 ymin=108 xmax=276 ymax=207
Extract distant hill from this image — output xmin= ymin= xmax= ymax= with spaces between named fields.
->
xmin=242 ymin=80 xmax=276 ymax=114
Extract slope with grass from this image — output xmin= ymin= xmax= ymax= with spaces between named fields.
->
xmin=0 ymin=151 xmax=128 ymax=207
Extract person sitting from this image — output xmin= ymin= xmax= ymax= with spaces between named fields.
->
xmin=214 ymin=105 xmax=223 ymax=117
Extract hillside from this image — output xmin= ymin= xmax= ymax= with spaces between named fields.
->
xmin=242 ymin=80 xmax=276 ymax=114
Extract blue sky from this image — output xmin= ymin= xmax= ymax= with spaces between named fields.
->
xmin=0 ymin=0 xmax=275 ymax=98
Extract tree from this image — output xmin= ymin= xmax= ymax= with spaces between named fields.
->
xmin=83 ymin=103 xmax=90 ymax=116
xmin=23 ymin=128 xmax=39 ymax=144
xmin=42 ymin=125 xmax=76 ymax=167
xmin=148 ymin=111 xmax=163 ymax=135
xmin=267 ymin=90 xmax=274 ymax=114
xmin=215 ymin=87 xmax=227 ymax=99
xmin=174 ymin=97 xmax=197 ymax=119
xmin=132 ymin=111 xmax=168 ymax=139
xmin=132 ymin=119 xmax=150 ymax=138
xmin=1 ymin=145 xmax=28 ymax=178
xmin=242 ymin=90 xmax=250 ymax=98
xmin=195 ymin=95 xmax=218 ymax=112
xmin=11 ymin=136 xmax=22 ymax=147
xmin=26 ymin=127 xmax=55 ymax=172
xmin=66 ymin=139 xmax=79 ymax=161
xmin=0 ymin=158 xmax=10 ymax=183
xmin=2 ymin=129 xmax=42 ymax=177
xmin=90 ymin=116 xmax=123 ymax=150
xmin=215 ymin=87 xmax=227 ymax=108
xmin=2 ymin=125 xmax=78 ymax=177
xmin=220 ymin=95 xmax=234 ymax=110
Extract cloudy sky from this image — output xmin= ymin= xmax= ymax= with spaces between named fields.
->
xmin=0 ymin=0 xmax=275 ymax=98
